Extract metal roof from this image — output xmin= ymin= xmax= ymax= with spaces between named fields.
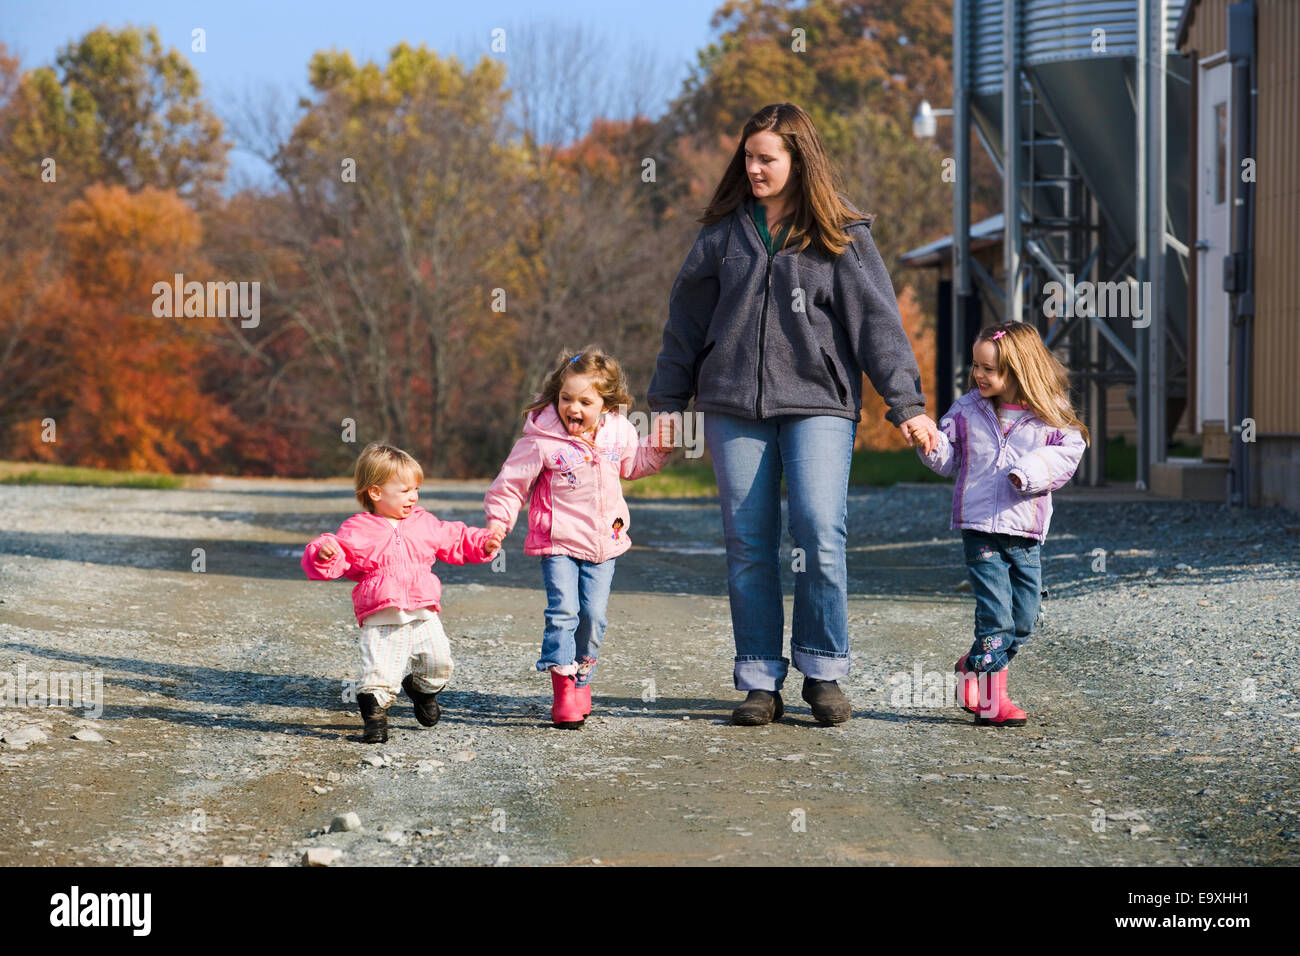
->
xmin=898 ymin=213 xmax=1005 ymax=267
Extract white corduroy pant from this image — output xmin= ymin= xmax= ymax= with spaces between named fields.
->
xmin=358 ymin=614 xmax=453 ymax=708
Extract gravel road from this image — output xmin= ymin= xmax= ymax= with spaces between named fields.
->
xmin=0 ymin=477 xmax=1296 ymax=865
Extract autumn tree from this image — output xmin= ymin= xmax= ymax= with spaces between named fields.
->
xmin=8 ymin=185 xmax=234 ymax=471
xmin=857 ymin=283 xmax=936 ymax=450
xmin=256 ymin=44 xmax=519 ymax=475
xmin=0 ymin=43 xmax=64 ymax=429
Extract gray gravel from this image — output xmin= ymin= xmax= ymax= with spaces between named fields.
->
xmin=0 ymin=478 xmax=1296 ymax=865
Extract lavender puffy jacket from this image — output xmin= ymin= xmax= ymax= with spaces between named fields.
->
xmin=918 ymin=389 xmax=1086 ymax=542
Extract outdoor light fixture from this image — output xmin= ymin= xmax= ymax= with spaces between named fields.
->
xmin=912 ymin=99 xmax=953 ymax=139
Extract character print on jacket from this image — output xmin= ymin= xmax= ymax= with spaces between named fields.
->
xmin=550 ymin=448 xmax=583 ymax=488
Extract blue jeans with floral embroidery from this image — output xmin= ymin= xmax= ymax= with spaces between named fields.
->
xmin=960 ymin=530 xmax=1041 ymax=673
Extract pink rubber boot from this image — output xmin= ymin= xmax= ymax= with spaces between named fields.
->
xmin=550 ymin=669 xmax=585 ymax=729
xmin=974 ymin=668 xmax=1027 ymax=726
xmin=954 ymin=656 xmax=979 ymax=713
xmin=575 ymin=683 xmax=592 ymax=717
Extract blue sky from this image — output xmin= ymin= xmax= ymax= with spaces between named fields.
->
xmin=2 ymin=0 xmax=725 ymax=189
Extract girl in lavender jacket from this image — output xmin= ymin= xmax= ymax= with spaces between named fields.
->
xmin=485 ymin=348 xmax=674 ymax=729
xmin=918 ymin=322 xmax=1089 ymax=727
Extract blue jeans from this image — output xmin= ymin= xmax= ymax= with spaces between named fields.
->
xmin=703 ymin=412 xmax=856 ymax=691
xmin=538 ymin=555 xmax=617 ymax=687
xmin=961 ymin=530 xmax=1041 ymax=673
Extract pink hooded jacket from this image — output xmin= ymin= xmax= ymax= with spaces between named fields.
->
xmin=484 ymin=404 xmax=669 ymax=564
xmin=302 ymin=506 xmax=494 ymax=625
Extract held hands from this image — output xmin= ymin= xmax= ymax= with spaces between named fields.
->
xmin=651 ymin=412 xmax=678 ymax=454
xmin=899 ymin=414 xmax=940 ymax=455
xmin=484 ymin=520 xmax=508 ymax=555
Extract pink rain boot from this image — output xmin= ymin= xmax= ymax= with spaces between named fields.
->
xmin=574 ymin=656 xmax=596 ymax=717
xmin=954 ymin=656 xmax=979 ymax=713
xmin=550 ymin=669 xmax=585 ymax=729
xmin=974 ymin=668 xmax=1027 ymax=727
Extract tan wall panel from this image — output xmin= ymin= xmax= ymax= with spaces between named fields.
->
xmin=1253 ymin=0 xmax=1300 ymax=434
xmin=1183 ymin=0 xmax=1229 ymax=56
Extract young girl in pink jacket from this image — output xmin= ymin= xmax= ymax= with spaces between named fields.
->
xmin=485 ymin=348 xmax=675 ymax=728
xmin=303 ymin=442 xmax=502 ymax=743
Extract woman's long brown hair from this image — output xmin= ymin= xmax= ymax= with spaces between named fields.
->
xmin=700 ymin=102 xmax=870 ymax=257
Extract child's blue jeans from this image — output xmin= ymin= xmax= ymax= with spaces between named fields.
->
xmin=538 ymin=554 xmax=617 ymax=687
xmin=960 ymin=530 xmax=1041 ymax=673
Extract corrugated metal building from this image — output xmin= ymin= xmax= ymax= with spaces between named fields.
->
xmin=903 ymin=0 xmax=1297 ymax=510
xmin=1177 ymin=0 xmax=1300 ymax=510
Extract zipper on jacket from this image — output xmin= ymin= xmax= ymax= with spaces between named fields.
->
xmin=570 ymin=430 xmax=606 ymax=564
xmin=756 ymin=250 xmax=773 ymax=418
xmin=979 ymin=399 xmax=1034 ymax=534
xmin=394 ymin=522 xmax=409 ymax=611
xmin=594 ymin=434 xmax=605 ymax=563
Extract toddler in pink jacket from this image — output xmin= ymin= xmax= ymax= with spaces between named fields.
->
xmin=485 ymin=347 xmax=676 ymax=728
xmin=303 ymin=442 xmax=502 ymax=743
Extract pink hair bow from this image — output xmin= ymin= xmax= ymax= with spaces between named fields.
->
xmin=992 ymin=329 xmax=1006 ymax=340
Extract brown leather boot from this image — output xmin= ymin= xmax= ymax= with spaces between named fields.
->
xmin=731 ymin=689 xmax=784 ymax=726
xmin=801 ymin=678 xmax=852 ymax=725
xmin=401 ymin=675 xmax=441 ymax=727
xmin=357 ymin=692 xmax=389 ymax=743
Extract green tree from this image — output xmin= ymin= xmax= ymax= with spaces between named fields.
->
xmin=2 ymin=25 xmax=227 ymax=200
xmin=672 ymin=0 xmax=955 ymax=147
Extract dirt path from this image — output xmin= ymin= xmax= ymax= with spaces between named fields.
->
xmin=0 ymin=479 xmax=1295 ymax=865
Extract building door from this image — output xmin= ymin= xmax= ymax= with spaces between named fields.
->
xmin=1195 ymin=60 xmax=1232 ymax=437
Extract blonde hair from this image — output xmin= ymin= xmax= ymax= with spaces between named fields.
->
xmin=523 ymin=346 xmax=633 ymax=420
xmin=353 ymin=442 xmax=424 ymax=513
xmin=971 ymin=322 xmax=1091 ymax=445
xmin=701 ymin=102 xmax=870 ymax=257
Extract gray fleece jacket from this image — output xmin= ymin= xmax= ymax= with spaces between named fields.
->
xmin=648 ymin=201 xmax=927 ymax=426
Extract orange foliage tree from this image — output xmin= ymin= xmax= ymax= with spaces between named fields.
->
xmin=8 ymin=184 xmax=234 ymax=471
xmin=856 ymin=283 xmax=935 ymax=450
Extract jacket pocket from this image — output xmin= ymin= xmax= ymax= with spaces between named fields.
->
xmin=820 ymin=348 xmax=848 ymax=406
xmin=692 ymin=340 xmax=717 ymax=395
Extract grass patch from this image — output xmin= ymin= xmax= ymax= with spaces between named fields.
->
xmin=623 ymin=458 xmax=719 ymax=498
xmin=1103 ymin=437 xmax=1203 ymax=483
xmin=848 ymin=448 xmax=949 ymax=487
xmin=0 ymin=462 xmax=185 ymax=489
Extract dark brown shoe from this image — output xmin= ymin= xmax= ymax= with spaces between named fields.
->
xmin=802 ymin=679 xmax=851 ymax=725
xmin=401 ymin=675 xmax=441 ymax=727
xmin=357 ymin=692 xmax=389 ymax=743
xmin=731 ymin=689 xmax=784 ymax=726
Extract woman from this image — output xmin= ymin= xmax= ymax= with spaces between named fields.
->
xmin=648 ymin=103 xmax=937 ymax=726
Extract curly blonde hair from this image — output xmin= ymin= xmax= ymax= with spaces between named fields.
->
xmin=523 ymin=346 xmax=633 ymax=420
